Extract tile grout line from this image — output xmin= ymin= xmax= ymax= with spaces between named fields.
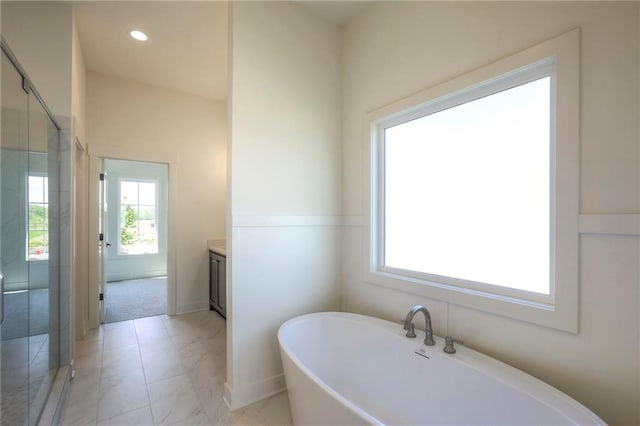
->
xmin=134 ymin=318 xmax=157 ymax=426
xmin=160 ymin=315 xmax=212 ymax=424
xmin=97 ymin=321 xmax=148 ymax=424
xmin=162 ymin=313 xmax=220 ymax=425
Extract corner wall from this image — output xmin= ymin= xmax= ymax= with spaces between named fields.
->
xmin=341 ymin=3 xmax=639 ymax=424
xmin=86 ymin=72 xmax=227 ymax=315
xmin=226 ymin=1 xmax=342 ymax=408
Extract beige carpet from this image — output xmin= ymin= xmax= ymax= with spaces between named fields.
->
xmin=105 ymin=277 xmax=166 ymax=323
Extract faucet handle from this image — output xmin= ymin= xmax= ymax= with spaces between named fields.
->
xmin=443 ymin=336 xmax=463 ymax=354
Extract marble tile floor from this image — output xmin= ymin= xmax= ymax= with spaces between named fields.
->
xmin=61 ymin=311 xmax=293 ymax=426
xmin=1 ymin=333 xmax=51 ymax=425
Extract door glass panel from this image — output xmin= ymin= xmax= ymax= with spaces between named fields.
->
xmin=27 ymin=88 xmax=59 ymax=425
xmin=1 ymin=50 xmax=31 ymax=426
xmin=1 ymin=49 xmax=60 ymax=426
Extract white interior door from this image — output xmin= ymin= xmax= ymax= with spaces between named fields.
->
xmin=98 ymin=162 xmax=108 ymax=323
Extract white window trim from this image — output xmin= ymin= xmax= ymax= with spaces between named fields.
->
xmin=364 ymin=29 xmax=580 ymax=333
xmin=116 ymin=177 xmax=161 ymax=257
xmin=26 ymin=173 xmax=49 ymax=262
xmin=377 ymin=64 xmax=554 ymax=305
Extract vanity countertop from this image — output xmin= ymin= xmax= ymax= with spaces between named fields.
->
xmin=207 ymin=239 xmax=226 ymax=256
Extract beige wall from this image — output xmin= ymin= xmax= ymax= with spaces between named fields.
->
xmin=230 ymin=3 xmax=342 ymax=216
xmin=72 ymin=13 xmax=86 ymax=146
xmin=341 ymin=2 xmax=639 ymax=424
xmin=227 ymin=1 xmax=342 ymax=409
xmin=86 ymin=72 xmax=227 ymax=314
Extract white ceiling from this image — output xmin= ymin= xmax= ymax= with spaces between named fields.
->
xmin=73 ymin=1 xmax=371 ymax=101
xmin=73 ymin=1 xmax=228 ymax=100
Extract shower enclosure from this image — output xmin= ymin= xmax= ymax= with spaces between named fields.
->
xmin=1 ymin=43 xmax=61 ymax=425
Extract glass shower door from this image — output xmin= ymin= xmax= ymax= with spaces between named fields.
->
xmin=1 ymin=47 xmax=31 ymax=426
xmin=25 ymin=76 xmax=60 ymax=425
xmin=1 ymin=48 xmax=60 ymax=426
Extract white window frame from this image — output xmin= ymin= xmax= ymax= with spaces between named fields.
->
xmin=117 ymin=177 xmax=160 ymax=257
xmin=26 ymin=173 xmax=49 ymax=262
xmin=364 ymin=29 xmax=580 ymax=333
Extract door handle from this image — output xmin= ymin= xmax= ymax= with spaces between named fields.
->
xmin=0 ymin=273 xmax=4 ymax=325
xmin=106 ymin=242 xmax=111 ymax=247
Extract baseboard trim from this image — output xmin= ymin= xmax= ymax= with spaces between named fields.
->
xmin=223 ymin=374 xmax=287 ymax=411
xmin=176 ymin=301 xmax=209 ymax=315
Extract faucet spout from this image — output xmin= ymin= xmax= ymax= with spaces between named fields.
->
xmin=403 ymin=305 xmax=435 ymax=346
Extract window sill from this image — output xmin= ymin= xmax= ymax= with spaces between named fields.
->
xmin=364 ymin=269 xmax=577 ymax=333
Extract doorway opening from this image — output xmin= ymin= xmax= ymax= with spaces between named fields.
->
xmin=102 ymin=158 xmax=168 ymax=323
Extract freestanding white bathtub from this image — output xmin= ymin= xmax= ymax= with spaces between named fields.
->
xmin=278 ymin=312 xmax=604 ymax=425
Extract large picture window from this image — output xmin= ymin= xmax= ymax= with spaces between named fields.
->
xmin=383 ymin=75 xmax=551 ymax=295
xmin=367 ymin=30 xmax=579 ymax=332
xmin=119 ymin=180 xmax=158 ymax=255
xmin=27 ymin=175 xmax=48 ymax=261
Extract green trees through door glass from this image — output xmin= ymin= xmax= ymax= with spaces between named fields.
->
xmin=27 ymin=175 xmax=49 ymax=260
xmin=119 ymin=180 xmax=158 ymax=255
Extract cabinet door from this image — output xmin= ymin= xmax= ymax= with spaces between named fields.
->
xmin=209 ymin=252 xmax=218 ymax=306
xmin=218 ymin=256 xmax=226 ymax=317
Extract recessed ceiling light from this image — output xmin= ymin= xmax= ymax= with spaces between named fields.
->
xmin=129 ymin=30 xmax=148 ymax=41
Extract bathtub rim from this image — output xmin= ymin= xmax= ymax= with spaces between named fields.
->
xmin=278 ymin=311 xmax=604 ymax=425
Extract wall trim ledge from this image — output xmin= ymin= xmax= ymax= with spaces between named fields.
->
xmin=232 ymin=215 xmax=342 ymax=227
xmin=578 ymin=214 xmax=640 ymax=236
xmin=231 ymin=214 xmax=640 ymax=235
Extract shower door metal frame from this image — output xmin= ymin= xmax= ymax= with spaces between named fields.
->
xmin=1 ymin=38 xmax=63 ymax=131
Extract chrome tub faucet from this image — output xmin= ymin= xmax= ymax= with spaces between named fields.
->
xmin=403 ymin=305 xmax=435 ymax=346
